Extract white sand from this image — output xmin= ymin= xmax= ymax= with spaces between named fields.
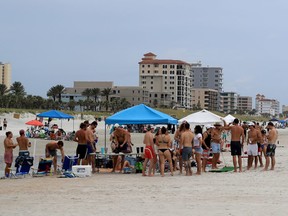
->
xmin=0 ymin=113 xmax=288 ymax=216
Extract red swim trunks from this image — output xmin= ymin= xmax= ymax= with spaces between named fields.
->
xmin=144 ymin=146 xmax=155 ymax=159
xmin=4 ymin=151 xmax=13 ymax=164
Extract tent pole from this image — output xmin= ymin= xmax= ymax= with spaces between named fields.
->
xmin=104 ymin=122 xmax=107 ymax=153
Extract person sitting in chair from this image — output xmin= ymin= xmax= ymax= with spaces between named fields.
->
xmin=45 ymin=141 xmax=65 ymax=174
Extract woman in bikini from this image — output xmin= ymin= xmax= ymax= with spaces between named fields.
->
xmin=155 ymin=126 xmax=173 ymax=177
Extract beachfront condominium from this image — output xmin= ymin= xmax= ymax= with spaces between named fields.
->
xmin=139 ymin=52 xmax=192 ymax=109
xmin=191 ymin=62 xmax=223 ymax=110
xmin=220 ymin=92 xmax=238 ymax=114
xmin=0 ymin=62 xmax=11 ymax=89
xmin=61 ymin=81 xmax=148 ymax=111
xmin=255 ymin=94 xmax=280 ymax=116
xmin=191 ymin=88 xmax=219 ymax=111
xmin=237 ymin=96 xmax=253 ymax=113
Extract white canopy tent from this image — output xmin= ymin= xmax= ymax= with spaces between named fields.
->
xmin=179 ymin=109 xmax=222 ymax=125
xmin=223 ymin=114 xmax=235 ymax=124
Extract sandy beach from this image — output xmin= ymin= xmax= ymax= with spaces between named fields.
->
xmin=0 ymin=113 xmax=288 ymax=216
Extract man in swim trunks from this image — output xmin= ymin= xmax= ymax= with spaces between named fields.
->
xmin=211 ymin=122 xmax=223 ymax=169
xmin=45 ymin=141 xmax=65 ymax=174
xmin=142 ymin=125 xmax=155 ymax=176
xmin=180 ymin=122 xmax=194 ymax=176
xmin=16 ymin=129 xmax=31 ymax=157
xmin=223 ymin=118 xmax=245 ymax=172
xmin=86 ymin=121 xmax=98 ymax=173
xmin=264 ymin=122 xmax=278 ymax=171
xmin=4 ymin=131 xmax=18 ymax=177
xmin=74 ymin=123 xmax=88 ymax=165
xmin=247 ymin=123 xmax=261 ymax=170
xmin=112 ymin=124 xmax=130 ymax=172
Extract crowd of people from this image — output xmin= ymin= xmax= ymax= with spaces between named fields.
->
xmin=141 ymin=119 xmax=278 ymax=176
xmin=2 ymin=117 xmax=278 ymax=178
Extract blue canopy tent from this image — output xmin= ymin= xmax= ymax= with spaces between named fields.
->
xmin=37 ymin=110 xmax=74 ymax=130
xmin=104 ymin=104 xmax=178 ymax=152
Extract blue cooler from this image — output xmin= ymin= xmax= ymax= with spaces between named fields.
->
xmin=62 ymin=155 xmax=79 ymax=171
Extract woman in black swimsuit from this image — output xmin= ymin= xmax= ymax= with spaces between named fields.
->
xmin=155 ymin=126 xmax=173 ymax=177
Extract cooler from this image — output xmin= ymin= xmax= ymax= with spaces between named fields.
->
xmin=62 ymin=155 xmax=79 ymax=171
xmin=72 ymin=165 xmax=92 ymax=177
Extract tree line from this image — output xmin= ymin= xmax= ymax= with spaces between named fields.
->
xmin=0 ymin=82 xmax=131 ymax=112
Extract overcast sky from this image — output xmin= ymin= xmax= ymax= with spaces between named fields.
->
xmin=1 ymin=0 xmax=287 ymax=106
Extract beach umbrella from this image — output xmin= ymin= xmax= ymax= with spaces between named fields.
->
xmin=25 ymin=119 xmax=44 ymax=127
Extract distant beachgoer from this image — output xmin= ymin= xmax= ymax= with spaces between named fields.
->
xmin=211 ymin=122 xmax=223 ymax=169
xmin=202 ymin=125 xmax=213 ymax=172
xmin=3 ymin=118 xmax=7 ymax=130
xmin=247 ymin=123 xmax=261 ymax=170
xmin=174 ymin=122 xmax=185 ymax=174
xmin=193 ymin=125 xmax=205 ymax=175
xmin=86 ymin=121 xmax=98 ymax=173
xmin=259 ymin=129 xmax=268 ymax=167
xmin=112 ymin=124 xmax=130 ymax=173
xmin=16 ymin=129 xmax=31 ymax=156
xmin=264 ymin=122 xmax=278 ymax=171
xmin=45 ymin=141 xmax=65 ymax=174
xmin=155 ymin=126 xmax=173 ymax=177
xmin=223 ymin=118 xmax=245 ymax=172
xmin=74 ymin=123 xmax=88 ymax=165
xmin=180 ymin=122 xmax=193 ymax=176
xmin=142 ymin=125 xmax=155 ymax=176
xmin=4 ymin=131 xmax=18 ymax=177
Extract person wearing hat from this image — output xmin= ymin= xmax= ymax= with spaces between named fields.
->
xmin=223 ymin=118 xmax=245 ymax=172
xmin=211 ymin=122 xmax=223 ymax=169
xmin=247 ymin=123 xmax=261 ymax=170
xmin=16 ymin=129 xmax=31 ymax=157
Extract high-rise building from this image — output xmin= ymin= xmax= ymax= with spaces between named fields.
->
xmin=0 ymin=62 xmax=11 ymax=88
xmin=191 ymin=62 xmax=223 ymax=92
xmin=139 ymin=52 xmax=192 ymax=109
xmin=220 ymin=92 xmax=238 ymax=113
xmin=255 ymin=94 xmax=280 ymax=116
xmin=237 ymin=96 xmax=253 ymax=112
xmin=191 ymin=88 xmax=219 ymax=111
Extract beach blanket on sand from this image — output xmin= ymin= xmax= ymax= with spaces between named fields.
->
xmin=209 ymin=166 xmax=234 ymax=173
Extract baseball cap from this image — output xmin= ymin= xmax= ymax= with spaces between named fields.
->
xmin=114 ymin=123 xmax=120 ymax=128
xmin=248 ymin=122 xmax=255 ymax=126
xmin=206 ymin=124 xmax=213 ymax=129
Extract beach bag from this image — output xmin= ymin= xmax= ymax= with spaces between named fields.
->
xmin=135 ymin=161 xmax=143 ymax=173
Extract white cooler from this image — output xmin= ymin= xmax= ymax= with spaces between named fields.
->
xmin=72 ymin=165 xmax=92 ymax=177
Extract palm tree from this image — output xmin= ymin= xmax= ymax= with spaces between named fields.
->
xmin=91 ymin=88 xmax=100 ymax=102
xmin=10 ymin=81 xmax=26 ymax=97
xmin=101 ymin=88 xmax=112 ymax=111
xmin=0 ymin=84 xmax=8 ymax=96
xmin=54 ymin=84 xmax=65 ymax=103
xmin=82 ymin=88 xmax=92 ymax=100
xmin=47 ymin=86 xmax=58 ymax=102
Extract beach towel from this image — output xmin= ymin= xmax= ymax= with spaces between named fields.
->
xmin=209 ymin=166 xmax=234 ymax=172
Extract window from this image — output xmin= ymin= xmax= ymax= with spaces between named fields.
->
xmin=148 ymin=65 xmax=150 ymax=68
xmin=170 ymin=71 xmax=175 ymax=75
xmin=154 ymin=70 xmax=158 ymax=74
xmin=154 ymin=94 xmax=158 ymax=97
xmin=154 ymin=64 xmax=159 ymax=67
xmin=151 ymin=76 xmax=153 ymax=79
xmin=170 ymin=65 xmax=175 ymax=69
xmin=163 ymin=65 xmax=168 ymax=68
xmin=165 ymin=81 xmax=167 ymax=84
xmin=148 ymin=70 xmax=150 ymax=74
xmin=142 ymin=70 xmax=144 ymax=73
xmin=151 ymin=87 xmax=153 ymax=90
xmin=163 ymin=71 xmax=167 ymax=74
xmin=151 ymin=81 xmax=153 ymax=84
xmin=142 ymin=65 xmax=145 ymax=68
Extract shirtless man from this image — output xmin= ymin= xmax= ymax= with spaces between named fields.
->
xmin=211 ymin=122 xmax=223 ymax=169
xmin=45 ymin=141 xmax=65 ymax=174
xmin=112 ymin=124 xmax=129 ymax=172
xmin=16 ymin=129 xmax=31 ymax=156
xmin=247 ymin=123 xmax=261 ymax=170
xmin=86 ymin=121 xmax=98 ymax=173
xmin=180 ymin=122 xmax=194 ymax=176
xmin=264 ymin=122 xmax=278 ymax=171
xmin=74 ymin=123 xmax=88 ymax=165
xmin=223 ymin=118 xmax=245 ymax=172
xmin=4 ymin=131 xmax=18 ymax=177
xmin=142 ymin=125 xmax=155 ymax=176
